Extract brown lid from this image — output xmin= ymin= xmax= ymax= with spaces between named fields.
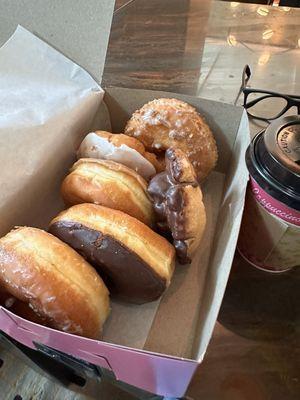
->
xmin=264 ymin=115 xmax=300 ymax=176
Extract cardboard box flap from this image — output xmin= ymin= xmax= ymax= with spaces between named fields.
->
xmin=0 ymin=0 xmax=115 ymax=82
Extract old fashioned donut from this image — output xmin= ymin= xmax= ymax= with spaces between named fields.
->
xmin=77 ymin=130 xmax=164 ymax=180
xmin=124 ymin=98 xmax=218 ymax=181
xmin=49 ymin=204 xmax=175 ymax=304
xmin=148 ymin=148 xmax=206 ymax=264
xmin=61 ymin=158 xmax=155 ymax=227
xmin=0 ymin=227 xmax=110 ymax=338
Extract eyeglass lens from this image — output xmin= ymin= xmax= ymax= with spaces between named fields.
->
xmin=246 ymin=94 xmax=288 ymax=119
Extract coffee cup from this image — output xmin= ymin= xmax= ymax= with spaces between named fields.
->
xmin=238 ymin=115 xmax=300 ymax=273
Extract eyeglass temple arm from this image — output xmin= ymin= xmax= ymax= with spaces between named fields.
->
xmin=234 ymin=65 xmax=252 ymax=106
xmin=242 ymin=65 xmax=251 ymax=87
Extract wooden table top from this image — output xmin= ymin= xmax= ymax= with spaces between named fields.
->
xmin=1 ymin=1 xmax=300 ymax=399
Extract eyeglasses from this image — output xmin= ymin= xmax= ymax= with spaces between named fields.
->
xmin=240 ymin=65 xmax=300 ymax=122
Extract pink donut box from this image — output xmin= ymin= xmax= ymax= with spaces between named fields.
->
xmin=0 ymin=3 xmax=250 ymax=397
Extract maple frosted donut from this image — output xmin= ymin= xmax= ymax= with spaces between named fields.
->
xmin=77 ymin=130 xmax=164 ymax=180
xmin=148 ymin=148 xmax=206 ymax=264
xmin=124 ymin=98 xmax=218 ymax=181
xmin=0 ymin=227 xmax=110 ymax=338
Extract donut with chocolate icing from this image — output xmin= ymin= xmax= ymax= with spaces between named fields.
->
xmin=148 ymin=148 xmax=206 ymax=264
xmin=49 ymin=204 xmax=175 ymax=304
xmin=124 ymin=98 xmax=218 ymax=181
xmin=0 ymin=227 xmax=110 ymax=338
xmin=77 ymin=130 xmax=164 ymax=180
xmin=61 ymin=158 xmax=155 ymax=227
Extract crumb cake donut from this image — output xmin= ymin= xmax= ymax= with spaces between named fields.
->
xmin=125 ymin=98 xmax=218 ymax=181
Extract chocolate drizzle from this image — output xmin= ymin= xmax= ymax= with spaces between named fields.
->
xmin=148 ymin=148 xmax=199 ymax=264
xmin=49 ymin=222 xmax=166 ymax=304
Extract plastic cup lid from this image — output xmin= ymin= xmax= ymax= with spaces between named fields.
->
xmin=265 ymin=115 xmax=300 ymax=177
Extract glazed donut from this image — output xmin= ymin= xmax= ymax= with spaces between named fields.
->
xmin=49 ymin=204 xmax=175 ymax=304
xmin=0 ymin=284 xmax=48 ymax=325
xmin=124 ymin=98 xmax=218 ymax=181
xmin=0 ymin=227 xmax=110 ymax=338
xmin=77 ymin=130 xmax=164 ymax=180
xmin=61 ymin=158 xmax=155 ymax=227
xmin=148 ymin=148 xmax=206 ymax=264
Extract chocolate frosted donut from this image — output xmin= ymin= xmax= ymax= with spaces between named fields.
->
xmin=49 ymin=204 xmax=175 ymax=304
xmin=148 ymin=148 xmax=206 ymax=264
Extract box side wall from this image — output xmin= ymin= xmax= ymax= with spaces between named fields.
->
xmin=0 ymin=306 xmax=198 ymax=398
xmin=191 ymin=110 xmax=250 ymax=359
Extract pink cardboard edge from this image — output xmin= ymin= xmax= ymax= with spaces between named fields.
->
xmin=0 ymin=306 xmax=199 ymax=397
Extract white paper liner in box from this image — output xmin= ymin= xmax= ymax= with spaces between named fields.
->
xmin=0 ymin=27 xmax=250 ymax=398
xmin=0 ymin=26 xmax=104 ymax=235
